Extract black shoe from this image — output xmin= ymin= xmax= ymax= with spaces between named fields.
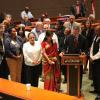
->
xmin=40 ymin=78 xmax=44 ymax=82
xmin=95 ymin=95 xmax=100 ymax=100
xmin=83 ymin=71 xmax=86 ymax=74
xmin=91 ymin=83 xmax=94 ymax=87
xmin=89 ymin=90 xmax=97 ymax=94
xmin=58 ymin=89 xmax=63 ymax=92
xmin=63 ymin=80 xmax=67 ymax=84
xmin=0 ymin=96 xmax=3 ymax=99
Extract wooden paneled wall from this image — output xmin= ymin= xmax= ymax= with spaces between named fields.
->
xmin=0 ymin=0 xmax=99 ymax=21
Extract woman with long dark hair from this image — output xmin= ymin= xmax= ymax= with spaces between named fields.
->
xmin=41 ymin=30 xmax=61 ymax=92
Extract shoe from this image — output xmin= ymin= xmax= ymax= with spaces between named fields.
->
xmin=83 ymin=71 xmax=86 ymax=74
xmin=91 ymin=83 xmax=94 ymax=87
xmin=85 ymin=68 xmax=88 ymax=71
xmin=89 ymin=90 xmax=97 ymax=94
xmin=40 ymin=78 xmax=44 ymax=82
xmin=62 ymin=80 xmax=67 ymax=84
xmin=58 ymin=89 xmax=63 ymax=92
xmin=0 ymin=96 xmax=3 ymax=99
xmin=95 ymin=95 xmax=100 ymax=100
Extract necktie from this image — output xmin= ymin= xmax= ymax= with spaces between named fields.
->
xmin=74 ymin=36 xmax=78 ymax=48
xmin=0 ymin=38 xmax=4 ymax=54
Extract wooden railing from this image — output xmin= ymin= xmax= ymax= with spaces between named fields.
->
xmin=15 ymin=16 xmax=100 ymax=32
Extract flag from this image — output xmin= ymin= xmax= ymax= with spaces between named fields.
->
xmin=91 ymin=0 xmax=96 ymax=18
xmin=84 ymin=0 xmax=87 ymax=3
xmin=81 ymin=0 xmax=87 ymax=4
xmin=81 ymin=0 xmax=87 ymax=17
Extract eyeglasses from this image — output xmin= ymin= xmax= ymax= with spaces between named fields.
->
xmin=29 ymin=36 xmax=35 ymax=39
xmin=12 ymin=30 xmax=16 ymax=32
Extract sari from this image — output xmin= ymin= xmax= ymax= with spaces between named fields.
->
xmin=41 ymin=42 xmax=61 ymax=92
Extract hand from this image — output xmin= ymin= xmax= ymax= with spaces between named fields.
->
xmin=15 ymin=55 xmax=21 ymax=59
xmin=52 ymin=57 xmax=57 ymax=61
xmin=32 ymin=61 xmax=41 ymax=65
xmin=81 ymin=52 xmax=85 ymax=55
xmin=90 ymin=58 xmax=93 ymax=63
xmin=48 ymin=60 xmax=55 ymax=65
xmin=32 ymin=61 xmax=37 ymax=64
xmin=59 ymin=52 xmax=64 ymax=57
xmin=36 ymin=61 xmax=41 ymax=65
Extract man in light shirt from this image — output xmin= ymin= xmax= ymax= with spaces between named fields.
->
xmin=63 ymin=15 xmax=81 ymax=34
xmin=21 ymin=6 xmax=34 ymax=19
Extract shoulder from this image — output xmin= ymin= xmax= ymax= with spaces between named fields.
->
xmin=79 ymin=34 xmax=86 ymax=40
xmin=31 ymin=28 xmax=36 ymax=33
xmin=74 ymin=22 xmax=81 ymax=26
xmin=52 ymin=32 xmax=57 ymax=38
xmin=41 ymin=41 xmax=47 ymax=48
xmin=63 ymin=21 xmax=70 ymax=27
xmin=17 ymin=36 xmax=23 ymax=42
xmin=5 ymin=37 xmax=11 ymax=42
xmin=96 ymin=36 xmax=100 ymax=43
xmin=35 ymin=41 xmax=41 ymax=45
xmin=39 ymin=32 xmax=45 ymax=37
xmin=23 ymin=42 xmax=29 ymax=47
xmin=68 ymin=34 xmax=73 ymax=38
xmin=28 ymin=11 xmax=32 ymax=14
xmin=21 ymin=11 xmax=25 ymax=14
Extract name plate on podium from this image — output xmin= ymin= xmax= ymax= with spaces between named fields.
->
xmin=61 ymin=54 xmax=82 ymax=65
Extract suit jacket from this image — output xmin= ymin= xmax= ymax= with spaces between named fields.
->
xmin=70 ymin=3 xmax=86 ymax=18
xmin=90 ymin=35 xmax=100 ymax=61
xmin=63 ymin=34 xmax=88 ymax=54
xmin=0 ymin=38 xmax=5 ymax=64
xmin=81 ymin=28 xmax=95 ymax=49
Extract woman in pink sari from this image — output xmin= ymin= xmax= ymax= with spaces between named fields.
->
xmin=41 ymin=30 xmax=61 ymax=92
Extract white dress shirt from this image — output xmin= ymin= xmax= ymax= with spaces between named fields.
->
xmin=90 ymin=36 xmax=100 ymax=60
xmin=23 ymin=41 xmax=42 ymax=66
xmin=21 ymin=11 xmax=34 ymax=19
xmin=31 ymin=28 xmax=45 ymax=41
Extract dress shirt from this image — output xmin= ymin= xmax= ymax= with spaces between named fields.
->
xmin=31 ymin=28 xmax=45 ymax=41
xmin=21 ymin=11 xmax=34 ymax=19
xmin=90 ymin=36 xmax=100 ymax=60
xmin=23 ymin=41 xmax=42 ymax=66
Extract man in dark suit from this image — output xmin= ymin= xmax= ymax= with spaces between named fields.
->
xmin=60 ymin=26 xmax=87 ymax=92
xmin=90 ymin=25 xmax=100 ymax=100
xmin=70 ymin=0 xmax=86 ymax=19
xmin=64 ymin=26 xmax=87 ymax=54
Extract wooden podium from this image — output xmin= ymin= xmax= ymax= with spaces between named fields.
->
xmin=61 ymin=54 xmax=84 ymax=97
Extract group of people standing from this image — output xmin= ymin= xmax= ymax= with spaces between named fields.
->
xmin=0 ymin=11 xmax=100 ymax=100
xmin=0 ymin=13 xmax=61 ymax=92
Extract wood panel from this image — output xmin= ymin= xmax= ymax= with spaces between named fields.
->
xmin=0 ymin=78 xmax=84 ymax=100
xmin=0 ymin=0 xmax=99 ymax=21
